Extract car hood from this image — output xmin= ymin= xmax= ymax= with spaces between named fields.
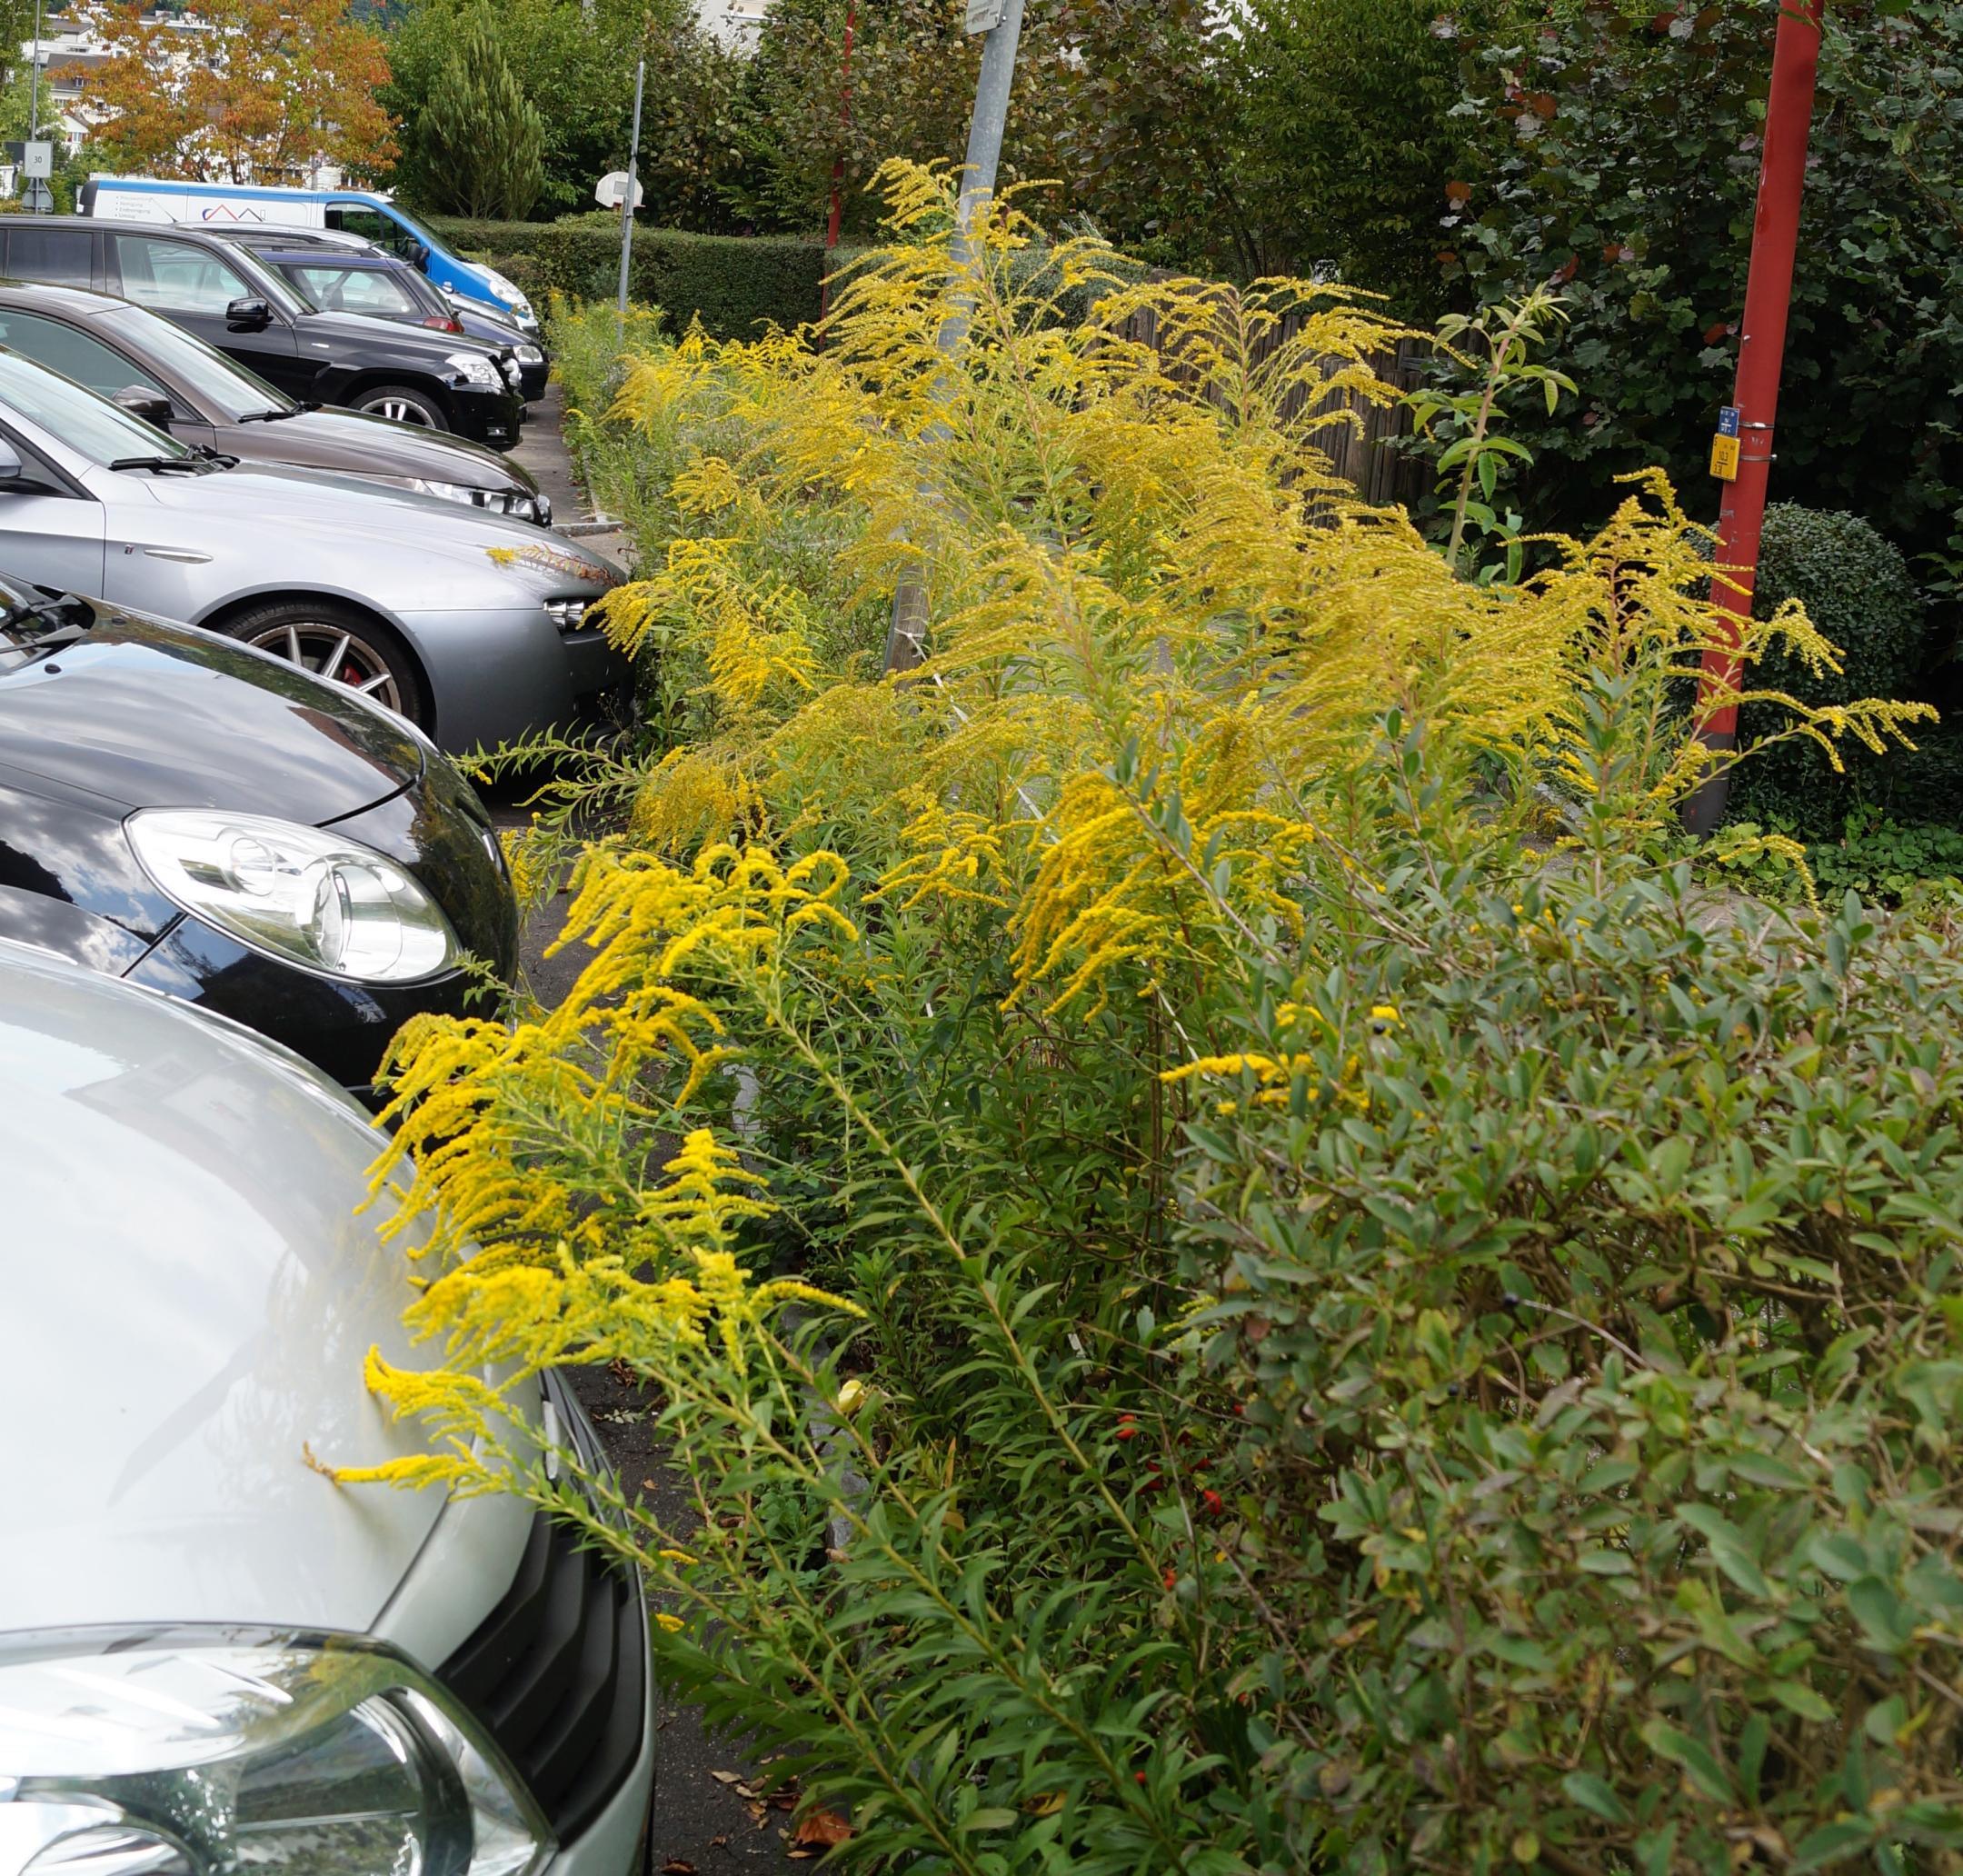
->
xmin=295 ymin=304 xmax=504 ymax=360
xmin=0 ymin=603 xmax=423 ymax=820
xmin=0 ymin=941 xmax=453 ymax=1635
xmin=123 ymin=464 xmax=622 ymax=590
xmin=238 ymin=407 xmax=539 ymax=495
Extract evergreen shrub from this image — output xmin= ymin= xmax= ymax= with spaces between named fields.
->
xmin=1732 ymin=505 xmax=1933 ymax=834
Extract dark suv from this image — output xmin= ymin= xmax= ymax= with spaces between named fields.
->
xmin=0 ymin=218 xmax=524 ymax=445
xmin=215 ymin=227 xmax=550 ymax=403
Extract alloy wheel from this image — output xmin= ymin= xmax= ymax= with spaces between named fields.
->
xmin=244 ymin=621 xmax=404 ymax=713
xmin=367 ymin=396 xmax=433 ymax=426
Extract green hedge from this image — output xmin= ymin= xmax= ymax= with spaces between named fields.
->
xmin=1729 ymin=504 xmax=1946 ymax=835
xmin=429 ymin=216 xmax=840 ymax=339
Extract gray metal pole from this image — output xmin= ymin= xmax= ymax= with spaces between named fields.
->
xmin=616 ymin=58 xmax=645 ymax=324
xmin=26 ymin=0 xmax=40 ymax=143
xmin=882 ymin=0 xmax=1025 ymax=674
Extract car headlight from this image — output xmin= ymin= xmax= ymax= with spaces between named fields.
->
xmin=125 ymin=809 xmax=459 ymax=983
xmin=515 ymin=344 xmax=544 ymax=365
xmin=446 ymin=350 xmax=503 ymax=389
xmin=0 ymin=1630 xmax=552 ymax=1876
xmin=495 ymin=355 xmax=521 ymax=389
xmin=380 ymin=473 xmax=503 ymax=510
xmin=363 ymin=474 xmax=542 ymax=521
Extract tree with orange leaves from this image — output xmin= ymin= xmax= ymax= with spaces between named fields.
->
xmin=81 ymin=0 xmax=395 ymax=185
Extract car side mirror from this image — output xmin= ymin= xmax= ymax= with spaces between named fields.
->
xmin=406 ymin=240 xmax=430 ymax=272
xmin=224 ymin=296 xmax=273 ymax=332
xmin=113 ymin=385 xmax=174 ymax=428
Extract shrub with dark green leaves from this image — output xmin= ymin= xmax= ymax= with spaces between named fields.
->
xmin=1732 ymin=504 xmax=1932 ymax=833
xmin=1181 ymin=758 xmax=1963 ymax=1871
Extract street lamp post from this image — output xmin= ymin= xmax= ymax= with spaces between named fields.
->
xmin=27 ymin=0 xmax=42 ymax=145
xmin=615 ymin=57 xmax=645 ymax=327
xmin=881 ymin=0 xmax=1028 ymax=675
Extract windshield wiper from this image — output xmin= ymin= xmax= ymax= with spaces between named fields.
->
xmin=238 ymin=401 xmax=320 ymax=424
xmin=190 ymin=444 xmax=239 ymax=468
xmin=108 ymin=454 xmax=210 ymax=474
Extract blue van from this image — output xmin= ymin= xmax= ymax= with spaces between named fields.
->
xmin=80 ymin=177 xmax=539 ymax=334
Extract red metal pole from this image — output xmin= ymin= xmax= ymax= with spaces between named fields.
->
xmin=1682 ymin=0 xmax=1825 ymax=836
xmin=817 ymin=0 xmax=857 ymax=333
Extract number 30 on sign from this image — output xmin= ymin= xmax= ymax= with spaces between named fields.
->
xmin=1709 ymin=404 xmax=1742 ymax=483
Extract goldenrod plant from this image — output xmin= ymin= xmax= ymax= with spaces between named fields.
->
xmin=342 ymin=166 xmax=1961 ymax=1871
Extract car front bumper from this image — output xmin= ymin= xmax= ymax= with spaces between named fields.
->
xmin=451 ymin=381 xmax=525 ymax=449
xmin=395 ymin=607 xmax=631 ymax=753
xmin=369 ymin=1370 xmax=658 ymax=1876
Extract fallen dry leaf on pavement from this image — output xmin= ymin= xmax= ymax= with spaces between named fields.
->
xmin=708 ymin=1771 xmax=744 ymax=1787
xmin=793 ymin=1811 xmax=855 ymax=1847
xmin=660 ymin=1861 xmax=696 ymax=1874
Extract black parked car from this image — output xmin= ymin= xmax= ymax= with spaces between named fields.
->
xmin=0 ymin=282 xmax=551 ymax=523
xmin=216 ymin=227 xmax=551 ymax=403
xmin=0 ymin=218 xmax=524 ymax=445
xmin=0 ymin=577 xmax=517 ymax=1100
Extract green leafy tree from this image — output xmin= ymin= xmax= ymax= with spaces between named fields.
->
xmin=1233 ymin=0 xmax=1492 ymax=307
xmin=1032 ymin=0 xmax=1260 ymax=274
xmin=1443 ymin=0 xmax=1963 ymax=567
xmin=417 ymin=5 xmax=545 ymax=219
xmin=384 ymin=0 xmax=726 ymax=222
xmin=730 ymin=0 xmax=991 ymax=234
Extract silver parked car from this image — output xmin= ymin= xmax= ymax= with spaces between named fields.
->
xmin=0 ymin=346 xmax=623 ymax=751
xmin=0 ymin=938 xmax=654 ymax=1876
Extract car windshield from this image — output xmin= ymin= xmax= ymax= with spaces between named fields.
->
xmin=99 ymin=303 xmax=294 ymax=423
xmin=0 ymin=347 xmax=192 ymax=466
xmin=284 ymin=261 xmax=416 ymax=318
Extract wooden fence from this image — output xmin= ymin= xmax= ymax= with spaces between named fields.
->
xmin=1108 ymin=295 xmax=1434 ymax=510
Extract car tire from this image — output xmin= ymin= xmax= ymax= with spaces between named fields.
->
xmin=222 ymin=599 xmax=432 ymax=729
xmin=354 ymin=383 xmax=449 ymax=430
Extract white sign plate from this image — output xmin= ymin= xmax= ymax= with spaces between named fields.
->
xmin=965 ymin=0 xmax=1005 ymax=30
xmin=593 ymin=169 xmax=644 ymax=210
xmin=22 ymin=141 xmax=53 ymax=179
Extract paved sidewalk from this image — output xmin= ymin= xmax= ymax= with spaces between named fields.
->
xmin=515 ymin=379 xmax=636 ymax=573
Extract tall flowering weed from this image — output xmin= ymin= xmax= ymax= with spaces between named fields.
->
xmin=339 ymin=166 xmax=1960 ymax=1873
